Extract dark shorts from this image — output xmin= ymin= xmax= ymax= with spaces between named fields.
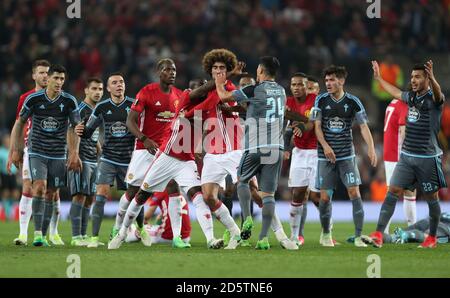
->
xmin=68 ymin=162 xmax=97 ymax=196
xmin=0 ymin=174 xmax=18 ymax=191
xmin=238 ymin=149 xmax=283 ymax=193
xmin=316 ymin=157 xmax=361 ymax=190
xmin=29 ymin=155 xmax=66 ymax=188
xmin=390 ymin=154 xmax=447 ymax=193
xmin=96 ymin=160 xmax=128 ymax=190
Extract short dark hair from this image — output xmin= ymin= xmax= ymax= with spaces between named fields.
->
xmin=32 ymin=59 xmax=50 ymax=72
xmin=412 ymin=63 xmax=427 ymax=74
xmin=307 ymin=76 xmax=319 ymax=83
xmin=48 ymin=64 xmax=67 ymax=76
xmin=292 ymin=72 xmax=307 ymax=79
xmin=259 ymin=56 xmax=280 ymax=77
xmin=86 ymin=77 xmax=103 ymax=87
xmin=108 ymin=72 xmax=124 ymax=79
xmin=157 ymin=58 xmax=175 ymax=71
xmin=323 ymin=65 xmax=348 ymax=79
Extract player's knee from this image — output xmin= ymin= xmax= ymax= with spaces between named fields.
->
xmin=96 ymin=184 xmax=109 ymax=197
xmin=388 ymin=185 xmax=403 ymax=197
xmin=166 ymin=180 xmax=180 ymax=194
xmin=292 ymin=187 xmax=307 ymax=203
xmin=187 ymin=186 xmax=202 ymax=199
xmin=32 ymin=181 xmax=46 ymax=197
xmin=320 ymin=189 xmax=333 ymax=203
xmin=309 ymin=191 xmax=321 ymax=204
xmin=126 ymin=186 xmax=139 ymax=200
xmin=72 ymin=194 xmax=85 ymax=204
xmin=22 ymin=179 xmax=33 ymax=194
xmin=347 ymin=187 xmax=360 ymax=199
xmin=135 ymin=190 xmax=152 ymax=205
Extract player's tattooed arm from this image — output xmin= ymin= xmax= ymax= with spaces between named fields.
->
xmin=315 ymin=120 xmax=336 ymax=163
xmin=371 ymin=60 xmax=402 ymax=99
xmin=127 ymin=109 xmax=158 ymax=154
xmin=425 ymin=60 xmax=444 ymax=104
xmin=10 ymin=118 xmax=26 ymax=169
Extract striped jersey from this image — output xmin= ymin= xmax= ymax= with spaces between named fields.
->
xmin=83 ymin=97 xmax=134 ymax=166
xmin=78 ymin=101 xmax=99 ymax=163
xmin=232 ymin=81 xmax=286 ymax=152
xmin=311 ymin=92 xmax=368 ymax=160
xmin=400 ymin=90 xmax=444 ymax=157
xmin=19 ymin=89 xmax=80 ymax=159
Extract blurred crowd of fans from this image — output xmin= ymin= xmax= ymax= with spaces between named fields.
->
xmin=1 ymin=0 xmax=450 ymax=204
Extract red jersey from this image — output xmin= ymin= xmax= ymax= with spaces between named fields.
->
xmin=149 ymin=191 xmax=191 ymax=240
xmin=185 ymin=81 xmax=242 ymax=154
xmin=160 ymin=90 xmax=203 ymax=161
xmin=16 ymin=89 xmax=36 ymax=146
xmin=383 ymin=99 xmax=408 ymax=162
xmin=286 ymin=94 xmax=317 ymax=149
xmin=131 ymin=83 xmax=182 ymax=150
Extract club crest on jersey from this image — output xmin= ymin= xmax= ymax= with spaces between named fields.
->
xmin=110 ymin=121 xmax=128 ymax=137
xmin=407 ymin=107 xmax=420 ymax=123
xmin=327 ymin=117 xmax=346 ymax=133
xmin=304 ymin=109 xmax=311 ymax=118
xmin=41 ymin=117 xmax=60 ymax=132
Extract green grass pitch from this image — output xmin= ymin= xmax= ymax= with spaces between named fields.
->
xmin=1 ymin=220 xmax=449 ymax=278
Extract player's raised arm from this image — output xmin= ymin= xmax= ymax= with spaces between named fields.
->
xmin=372 ymin=60 xmax=403 ymax=99
xmin=424 ymin=60 xmax=445 ymax=104
xmin=190 ymin=61 xmax=246 ymax=101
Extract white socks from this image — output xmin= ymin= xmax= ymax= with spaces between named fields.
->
xmin=403 ymin=196 xmax=417 ymax=226
xmin=19 ymin=194 xmax=33 ymax=236
xmin=272 ymin=212 xmax=288 ymax=241
xmin=168 ymin=195 xmax=183 ymax=238
xmin=192 ymin=193 xmax=214 ymax=242
xmin=114 ymin=193 xmax=131 ymax=230
xmin=213 ymin=202 xmax=240 ymax=236
xmin=119 ymin=199 xmax=143 ymax=237
xmin=289 ymin=203 xmax=303 ymax=239
xmin=49 ymin=199 xmax=60 ymax=236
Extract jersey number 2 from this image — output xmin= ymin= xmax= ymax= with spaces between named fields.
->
xmin=265 ymin=97 xmax=284 ymax=123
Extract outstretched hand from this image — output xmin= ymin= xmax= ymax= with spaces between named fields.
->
xmin=228 ymin=61 xmax=246 ymax=78
xmin=371 ymin=60 xmax=380 ymax=80
xmin=425 ymin=60 xmax=435 ymax=80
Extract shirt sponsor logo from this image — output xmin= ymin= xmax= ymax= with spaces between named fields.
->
xmin=110 ymin=121 xmax=128 ymax=137
xmin=407 ymin=107 xmax=420 ymax=123
xmin=41 ymin=117 xmax=60 ymax=132
xmin=327 ymin=117 xmax=346 ymax=133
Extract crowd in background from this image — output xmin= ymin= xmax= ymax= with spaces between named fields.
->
xmin=1 ymin=0 xmax=450 ymax=211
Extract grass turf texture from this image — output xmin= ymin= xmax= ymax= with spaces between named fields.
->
xmin=1 ymin=220 xmax=449 ymax=278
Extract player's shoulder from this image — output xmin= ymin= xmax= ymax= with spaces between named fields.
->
xmin=314 ymin=92 xmax=329 ymax=106
xmin=61 ymin=91 xmax=78 ymax=105
xmin=24 ymin=89 xmax=45 ymax=103
xmin=94 ymin=98 xmax=111 ymax=111
xmin=21 ymin=89 xmax=37 ymax=100
xmin=345 ymin=92 xmax=364 ymax=107
xmin=125 ymin=96 xmax=135 ymax=103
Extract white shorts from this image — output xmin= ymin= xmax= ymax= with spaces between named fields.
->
xmin=22 ymin=147 xmax=31 ymax=180
xmin=384 ymin=161 xmax=397 ymax=186
xmin=201 ymin=150 xmax=242 ymax=188
xmin=288 ymin=148 xmax=319 ymax=192
xmin=141 ymin=153 xmax=201 ymax=194
xmin=125 ymin=149 xmax=155 ymax=186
